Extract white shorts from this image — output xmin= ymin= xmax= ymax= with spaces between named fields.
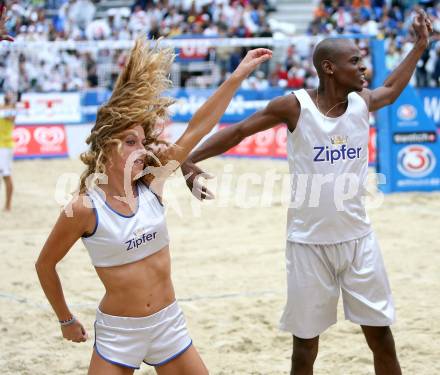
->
xmin=279 ymin=232 xmax=395 ymax=339
xmin=0 ymin=148 xmax=13 ymax=177
xmin=94 ymin=301 xmax=192 ymax=369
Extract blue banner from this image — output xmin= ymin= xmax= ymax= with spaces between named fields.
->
xmin=168 ymin=88 xmax=284 ymax=123
xmin=417 ymin=88 xmax=440 ymax=128
xmin=81 ymin=89 xmax=112 ymax=123
xmin=77 ymin=87 xmax=440 ymax=127
xmin=81 ymin=88 xmax=285 ymax=124
xmin=378 ymin=86 xmax=440 ymax=192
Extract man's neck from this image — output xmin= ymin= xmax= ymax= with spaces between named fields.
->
xmin=315 ymin=85 xmax=349 ymax=115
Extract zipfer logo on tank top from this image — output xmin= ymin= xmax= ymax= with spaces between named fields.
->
xmin=313 ymin=135 xmax=363 ymax=165
xmin=125 ymin=231 xmax=158 ymax=251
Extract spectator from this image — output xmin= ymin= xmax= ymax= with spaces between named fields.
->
xmin=242 ymin=70 xmax=269 ymax=90
xmin=269 ymin=62 xmax=288 ymax=86
xmin=3 ymin=0 xmax=440 ymax=91
xmin=69 ymin=0 xmax=96 ymax=32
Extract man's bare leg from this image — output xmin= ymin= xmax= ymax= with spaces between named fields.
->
xmin=362 ymin=326 xmax=401 ymax=375
xmin=290 ymin=335 xmax=319 ymax=375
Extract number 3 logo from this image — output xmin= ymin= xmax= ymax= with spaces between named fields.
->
xmin=397 ymin=145 xmax=436 ymax=178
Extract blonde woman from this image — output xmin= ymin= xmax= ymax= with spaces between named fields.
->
xmin=35 ymin=38 xmax=272 ymax=375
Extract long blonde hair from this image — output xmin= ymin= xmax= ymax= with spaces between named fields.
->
xmin=79 ymin=37 xmax=175 ymax=193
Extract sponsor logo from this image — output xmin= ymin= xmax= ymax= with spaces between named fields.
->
xmin=393 ymin=132 xmax=437 ymax=144
xmin=133 ymin=226 xmax=149 ymax=238
xmin=34 ymin=126 xmax=65 ymax=146
xmin=13 ymin=127 xmax=31 ymax=148
xmin=125 ymin=231 xmax=157 ymax=251
xmin=330 ymin=135 xmax=348 ymax=145
xmin=397 ymin=145 xmax=436 ymax=178
xmin=397 ymin=104 xmax=417 ymax=121
xmin=313 ymin=145 xmax=362 ymax=164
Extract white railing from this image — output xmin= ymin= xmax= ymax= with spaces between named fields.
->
xmin=0 ymin=37 xmax=314 ymax=51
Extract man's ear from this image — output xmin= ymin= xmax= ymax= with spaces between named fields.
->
xmin=321 ymin=59 xmax=334 ymax=75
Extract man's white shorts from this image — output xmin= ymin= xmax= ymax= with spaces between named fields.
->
xmin=279 ymin=232 xmax=395 ymax=339
xmin=0 ymin=148 xmax=13 ymax=177
xmin=94 ymin=301 xmax=192 ymax=369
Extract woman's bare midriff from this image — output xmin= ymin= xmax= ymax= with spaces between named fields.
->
xmin=95 ymin=246 xmax=175 ymax=317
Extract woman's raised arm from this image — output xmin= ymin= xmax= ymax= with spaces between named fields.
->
xmin=168 ymin=48 xmax=272 ymax=165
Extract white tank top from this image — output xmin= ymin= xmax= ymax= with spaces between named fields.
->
xmin=81 ymin=182 xmax=169 ymax=267
xmin=286 ymin=89 xmax=372 ymax=244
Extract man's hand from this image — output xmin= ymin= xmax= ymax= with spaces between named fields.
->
xmin=0 ymin=5 xmax=14 ymax=42
xmin=412 ymin=9 xmax=432 ymax=48
xmin=61 ymin=319 xmax=88 ymax=343
xmin=181 ymin=161 xmax=215 ymax=201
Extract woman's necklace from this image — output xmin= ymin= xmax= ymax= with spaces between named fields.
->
xmin=316 ymin=89 xmax=348 ymax=118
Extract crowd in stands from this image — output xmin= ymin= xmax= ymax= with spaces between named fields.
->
xmin=3 ymin=0 xmax=274 ymax=41
xmin=1 ymin=0 xmax=440 ymax=93
xmin=0 ymin=0 xmax=275 ymax=92
xmin=307 ymin=0 xmax=440 ymax=87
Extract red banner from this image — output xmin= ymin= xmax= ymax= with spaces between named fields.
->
xmin=13 ymin=125 xmax=68 ymax=158
xmin=220 ymin=124 xmax=377 ymax=165
xmin=178 ymin=45 xmax=209 ymax=61
xmin=221 ymin=124 xmax=287 ymax=158
xmin=369 ymin=127 xmax=377 ymax=165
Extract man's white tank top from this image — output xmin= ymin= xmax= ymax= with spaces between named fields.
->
xmin=286 ymin=89 xmax=372 ymax=244
xmin=81 ymin=181 xmax=169 ymax=267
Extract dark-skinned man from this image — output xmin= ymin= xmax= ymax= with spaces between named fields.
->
xmin=181 ymin=10 xmax=432 ymax=375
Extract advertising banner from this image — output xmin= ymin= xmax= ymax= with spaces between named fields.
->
xmin=168 ymin=88 xmax=284 ymax=123
xmin=81 ymin=87 xmax=284 ymax=124
xmin=379 ymin=86 xmax=440 ymax=192
xmin=171 ymin=36 xmax=210 ymax=62
xmin=418 ymin=87 xmax=440 ymax=128
xmin=177 ymin=44 xmax=210 ymax=62
xmin=15 ymin=93 xmax=81 ymax=125
xmin=6 ymin=89 xmax=382 ymax=165
xmin=81 ymin=89 xmax=111 ymax=123
xmin=220 ymin=124 xmax=287 ymax=158
xmin=13 ymin=125 xmax=68 ymax=159
xmin=369 ymin=127 xmax=377 ymax=166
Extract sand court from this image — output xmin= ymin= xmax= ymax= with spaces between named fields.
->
xmin=0 ymin=157 xmax=439 ymax=374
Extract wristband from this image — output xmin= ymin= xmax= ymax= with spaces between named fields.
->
xmin=59 ymin=316 xmax=76 ymax=326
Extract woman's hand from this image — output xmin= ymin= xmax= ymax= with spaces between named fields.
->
xmin=61 ymin=319 xmax=88 ymax=343
xmin=232 ymin=48 xmax=273 ymax=80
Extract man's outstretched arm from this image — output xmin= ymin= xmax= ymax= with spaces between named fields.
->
xmin=363 ymin=9 xmax=432 ymax=112
xmin=186 ymin=95 xmax=296 ymax=164
xmin=181 ymin=94 xmax=298 ymax=199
